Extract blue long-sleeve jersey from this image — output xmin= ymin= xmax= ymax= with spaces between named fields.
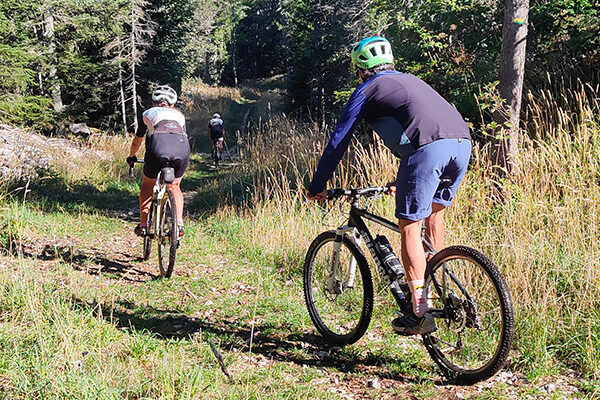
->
xmin=307 ymin=70 xmax=471 ymax=195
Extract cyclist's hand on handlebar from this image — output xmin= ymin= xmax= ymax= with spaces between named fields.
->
xmin=307 ymin=190 xmax=328 ymax=201
xmin=126 ymin=155 xmax=138 ymax=166
xmin=385 ymin=181 xmax=397 ymax=197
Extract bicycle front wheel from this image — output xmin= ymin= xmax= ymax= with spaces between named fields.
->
xmin=157 ymin=190 xmax=177 ymax=278
xmin=422 ymin=246 xmax=514 ymax=383
xmin=143 ymin=204 xmax=154 ymax=260
xmin=303 ymin=231 xmax=373 ymax=345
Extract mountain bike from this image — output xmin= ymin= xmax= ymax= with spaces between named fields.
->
xmin=129 ymin=161 xmax=180 ymax=278
xmin=303 ymin=184 xmax=514 ymax=383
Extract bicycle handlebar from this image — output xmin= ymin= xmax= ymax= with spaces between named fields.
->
xmin=325 ymin=178 xmax=453 ymax=201
xmin=128 ymin=160 xmax=144 ymax=178
xmin=326 ymin=186 xmax=390 ymax=200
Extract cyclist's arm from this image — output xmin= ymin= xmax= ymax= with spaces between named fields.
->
xmin=307 ymin=89 xmax=366 ymax=196
xmin=129 ymin=115 xmax=151 ymax=157
xmin=129 ymin=136 xmax=143 ymax=158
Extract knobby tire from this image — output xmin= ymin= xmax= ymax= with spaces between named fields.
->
xmin=157 ymin=189 xmax=177 ymax=278
xmin=422 ymin=246 xmax=514 ymax=384
xmin=303 ymin=231 xmax=374 ymax=345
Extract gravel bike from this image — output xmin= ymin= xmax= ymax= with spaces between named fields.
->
xmin=129 ymin=161 xmax=180 ymax=278
xmin=303 ymin=184 xmax=514 ymax=383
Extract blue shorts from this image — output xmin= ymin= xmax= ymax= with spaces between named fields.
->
xmin=395 ymin=138 xmax=472 ymax=221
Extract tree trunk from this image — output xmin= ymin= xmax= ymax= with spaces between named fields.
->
xmin=43 ymin=10 xmax=64 ymax=113
xmin=204 ymin=52 xmax=211 ymax=84
xmin=492 ymin=0 xmax=529 ymax=176
xmin=232 ymin=46 xmax=238 ymax=88
xmin=118 ymin=38 xmax=128 ymax=136
xmin=130 ymin=0 xmax=139 ymax=135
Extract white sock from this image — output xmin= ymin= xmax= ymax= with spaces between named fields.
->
xmin=409 ymin=279 xmax=429 ymax=317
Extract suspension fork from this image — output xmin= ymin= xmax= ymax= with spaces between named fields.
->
xmin=327 ymin=225 xmax=362 ymax=292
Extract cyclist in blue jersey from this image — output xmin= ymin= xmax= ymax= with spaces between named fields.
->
xmin=307 ymin=37 xmax=472 ymax=335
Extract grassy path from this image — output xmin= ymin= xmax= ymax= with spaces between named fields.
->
xmin=0 ymin=147 xmax=586 ymax=399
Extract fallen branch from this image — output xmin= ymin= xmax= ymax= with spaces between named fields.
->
xmin=183 ymin=285 xmax=199 ymax=300
xmin=208 ymin=339 xmax=233 ymax=382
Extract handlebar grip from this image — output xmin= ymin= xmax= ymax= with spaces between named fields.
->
xmin=326 ymin=188 xmax=346 ymax=200
xmin=128 ymin=160 xmax=143 ymax=178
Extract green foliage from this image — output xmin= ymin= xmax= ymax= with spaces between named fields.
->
xmin=0 ymin=1 xmax=49 ymax=127
xmin=0 ymin=95 xmax=54 ymax=127
xmin=530 ymin=0 xmax=600 ymax=74
xmin=368 ymin=0 xmax=502 ymax=121
xmin=1 ymin=0 xmax=598 ymax=131
xmin=229 ymin=0 xmax=287 ymax=80
xmin=143 ymin=0 xmax=196 ymax=90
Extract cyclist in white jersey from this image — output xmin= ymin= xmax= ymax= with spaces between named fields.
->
xmin=127 ymin=85 xmax=190 ymax=237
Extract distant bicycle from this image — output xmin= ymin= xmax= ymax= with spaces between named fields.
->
xmin=211 ymin=138 xmax=222 ymax=167
xmin=303 ymin=183 xmax=514 ymax=383
xmin=129 ymin=161 xmax=180 ymax=278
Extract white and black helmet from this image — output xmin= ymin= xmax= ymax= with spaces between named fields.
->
xmin=152 ymin=85 xmax=177 ymax=105
xmin=213 ymin=113 xmax=221 ymax=119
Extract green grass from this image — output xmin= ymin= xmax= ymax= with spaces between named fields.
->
xmin=0 ymin=157 xmax=480 ymax=399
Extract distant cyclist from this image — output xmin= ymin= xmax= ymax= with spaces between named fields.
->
xmin=127 ymin=85 xmax=190 ymax=238
xmin=307 ymin=37 xmax=472 ymax=335
xmin=209 ymin=113 xmax=225 ymax=154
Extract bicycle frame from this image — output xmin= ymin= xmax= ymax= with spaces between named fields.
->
xmin=330 ymin=196 xmax=442 ymax=315
xmin=148 ymin=170 xmax=168 ymax=239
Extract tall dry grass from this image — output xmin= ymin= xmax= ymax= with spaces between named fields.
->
xmin=225 ymin=78 xmax=600 ymax=378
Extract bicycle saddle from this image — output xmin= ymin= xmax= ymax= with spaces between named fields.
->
xmin=161 ymin=167 xmax=175 ymax=183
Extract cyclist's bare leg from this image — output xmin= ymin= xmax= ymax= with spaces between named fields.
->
xmin=399 ymin=218 xmax=426 ymax=281
xmin=399 ymin=218 xmax=428 ymax=316
xmin=424 ymin=203 xmax=446 ymax=253
xmin=139 ymin=175 xmax=155 ymax=225
xmin=218 ymin=137 xmax=224 ymax=151
xmin=167 ymin=178 xmax=184 ymax=225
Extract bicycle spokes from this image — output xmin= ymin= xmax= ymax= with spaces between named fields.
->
xmin=306 ymin=234 xmax=371 ymax=338
xmin=426 ymin=254 xmax=506 ymax=373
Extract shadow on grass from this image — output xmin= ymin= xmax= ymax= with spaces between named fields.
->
xmin=182 ymin=156 xmax=251 ymax=215
xmin=21 ymin=156 xmax=249 ymax=218
xmin=24 ymin=173 xmax=138 ymax=216
xmin=16 ymin=244 xmax=155 ymax=283
xmin=69 ymin=296 xmax=431 ymax=384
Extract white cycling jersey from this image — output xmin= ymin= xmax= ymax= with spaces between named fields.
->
xmin=143 ymin=107 xmax=186 ymax=134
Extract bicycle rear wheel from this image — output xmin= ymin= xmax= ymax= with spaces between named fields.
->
xmin=143 ymin=204 xmax=154 ymax=260
xmin=303 ymin=231 xmax=373 ymax=345
xmin=210 ymin=141 xmax=221 ymax=167
xmin=157 ymin=190 xmax=177 ymax=278
xmin=422 ymin=246 xmax=514 ymax=383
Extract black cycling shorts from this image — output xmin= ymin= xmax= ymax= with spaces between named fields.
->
xmin=144 ymin=132 xmax=190 ymax=179
xmin=210 ymin=124 xmax=224 ymax=141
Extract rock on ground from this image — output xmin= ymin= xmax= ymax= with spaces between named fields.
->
xmin=0 ymin=124 xmax=108 ymax=181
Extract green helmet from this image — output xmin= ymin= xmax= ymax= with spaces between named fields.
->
xmin=351 ymin=36 xmax=394 ymax=71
